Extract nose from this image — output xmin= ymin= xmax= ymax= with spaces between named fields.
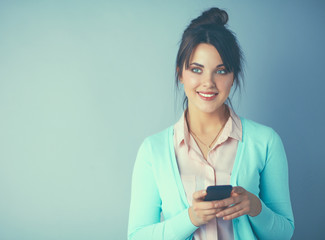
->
xmin=202 ymin=72 xmax=216 ymax=88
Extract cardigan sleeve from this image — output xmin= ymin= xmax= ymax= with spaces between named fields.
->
xmin=128 ymin=139 xmax=198 ymax=240
xmin=248 ymin=129 xmax=295 ymax=239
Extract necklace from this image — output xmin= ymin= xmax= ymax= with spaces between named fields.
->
xmin=186 ymin=107 xmax=230 ymax=151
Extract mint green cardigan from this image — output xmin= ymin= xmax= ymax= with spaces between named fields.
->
xmin=128 ymin=117 xmax=294 ymax=240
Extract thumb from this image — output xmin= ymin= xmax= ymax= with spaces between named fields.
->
xmin=232 ymin=186 xmax=245 ymax=195
xmin=193 ymin=190 xmax=207 ymax=201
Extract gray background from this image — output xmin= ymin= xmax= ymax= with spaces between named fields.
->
xmin=0 ymin=0 xmax=324 ymax=239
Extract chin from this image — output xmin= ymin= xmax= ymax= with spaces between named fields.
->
xmin=197 ymin=106 xmax=220 ymax=114
xmin=188 ymin=99 xmax=225 ymax=114
xmin=198 ymin=102 xmax=227 ymax=113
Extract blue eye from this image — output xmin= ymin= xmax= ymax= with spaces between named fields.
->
xmin=191 ymin=68 xmax=202 ymax=73
xmin=216 ymin=69 xmax=228 ymax=75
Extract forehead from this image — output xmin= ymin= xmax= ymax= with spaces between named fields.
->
xmin=189 ymin=43 xmax=223 ymax=66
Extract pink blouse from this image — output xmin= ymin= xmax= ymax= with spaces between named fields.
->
xmin=173 ymin=106 xmax=242 ymax=240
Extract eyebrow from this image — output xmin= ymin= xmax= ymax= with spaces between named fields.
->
xmin=190 ymin=62 xmax=225 ymax=68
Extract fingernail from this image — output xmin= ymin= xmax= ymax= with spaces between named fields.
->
xmin=216 ymin=213 xmax=221 ymax=218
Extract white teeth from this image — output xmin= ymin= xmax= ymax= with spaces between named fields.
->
xmin=198 ymin=92 xmax=217 ymax=97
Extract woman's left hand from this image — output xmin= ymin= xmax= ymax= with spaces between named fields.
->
xmin=215 ymin=186 xmax=262 ymax=220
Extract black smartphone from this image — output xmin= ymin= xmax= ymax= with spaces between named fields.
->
xmin=204 ymin=185 xmax=233 ymax=201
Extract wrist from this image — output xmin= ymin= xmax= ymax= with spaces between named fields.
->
xmin=188 ymin=206 xmax=200 ymax=227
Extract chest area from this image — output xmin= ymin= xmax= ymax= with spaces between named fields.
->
xmin=175 ymin=137 xmax=239 ymax=202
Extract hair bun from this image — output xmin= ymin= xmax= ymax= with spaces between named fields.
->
xmin=190 ymin=8 xmax=228 ymax=28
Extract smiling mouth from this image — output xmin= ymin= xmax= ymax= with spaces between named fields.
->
xmin=197 ymin=92 xmax=218 ymax=97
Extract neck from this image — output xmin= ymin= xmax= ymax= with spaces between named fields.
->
xmin=186 ymin=104 xmax=229 ymax=135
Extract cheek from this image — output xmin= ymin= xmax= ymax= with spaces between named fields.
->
xmin=216 ymin=78 xmax=233 ymax=92
xmin=216 ymin=81 xmax=230 ymax=90
xmin=183 ymin=73 xmax=200 ymax=89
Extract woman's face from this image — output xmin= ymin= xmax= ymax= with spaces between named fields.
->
xmin=179 ymin=43 xmax=234 ymax=114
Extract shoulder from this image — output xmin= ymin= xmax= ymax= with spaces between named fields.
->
xmin=240 ymin=117 xmax=282 ymax=145
xmin=143 ymin=126 xmax=172 ymax=146
xmin=137 ymin=126 xmax=173 ymax=156
xmin=135 ymin=126 xmax=173 ymax=169
xmin=239 ymin=117 xmax=287 ymax=167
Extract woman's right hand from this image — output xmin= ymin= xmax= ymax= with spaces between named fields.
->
xmin=188 ymin=190 xmax=226 ymax=227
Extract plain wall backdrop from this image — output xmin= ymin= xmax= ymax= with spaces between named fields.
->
xmin=0 ymin=0 xmax=324 ymax=239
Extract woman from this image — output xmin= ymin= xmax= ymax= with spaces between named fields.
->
xmin=128 ymin=8 xmax=294 ymax=240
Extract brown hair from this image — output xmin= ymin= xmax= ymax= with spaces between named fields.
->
xmin=175 ymin=8 xmax=245 ymax=109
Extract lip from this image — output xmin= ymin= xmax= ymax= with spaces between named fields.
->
xmin=198 ymin=91 xmax=217 ymax=94
xmin=197 ymin=91 xmax=218 ymax=101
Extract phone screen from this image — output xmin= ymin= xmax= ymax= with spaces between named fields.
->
xmin=204 ymin=185 xmax=232 ymax=201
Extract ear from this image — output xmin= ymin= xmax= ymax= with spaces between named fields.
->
xmin=179 ymin=77 xmax=183 ymax=84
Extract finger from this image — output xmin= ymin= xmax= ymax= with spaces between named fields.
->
xmin=194 ymin=202 xmax=228 ymax=213
xmin=216 ymin=197 xmax=251 ymax=219
xmin=200 ymin=208 xmax=224 ymax=216
xmin=216 ymin=204 xmax=242 ymax=218
xmin=231 ymin=186 xmax=245 ymax=194
xmin=221 ymin=209 xmax=247 ymax=221
xmin=194 ymin=207 xmax=227 ymax=220
xmin=193 ymin=190 xmax=207 ymax=201
xmin=215 ymin=195 xmax=242 ymax=208
xmin=194 ymin=201 xmax=220 ymax=211
xmin=215 ymin=207 xmax=227 ymax=214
